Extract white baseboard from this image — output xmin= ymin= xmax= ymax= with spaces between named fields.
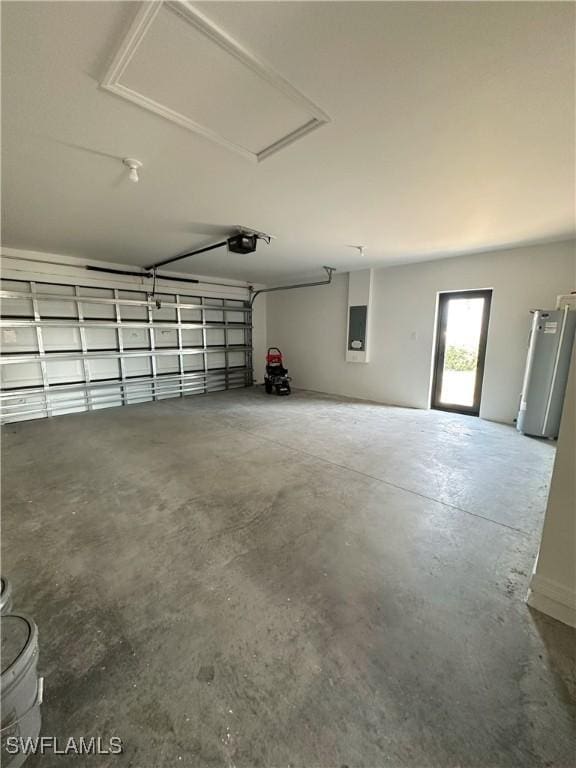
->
xmin=527 ymin=574 xmax=576 ymax=628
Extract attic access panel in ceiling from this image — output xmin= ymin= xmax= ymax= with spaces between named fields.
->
xmin=101 ymin=1 xmax=330 ymax=162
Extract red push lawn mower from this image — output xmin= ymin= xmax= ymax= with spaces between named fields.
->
xmin=264 ymin=347 xmax=291 ymax=395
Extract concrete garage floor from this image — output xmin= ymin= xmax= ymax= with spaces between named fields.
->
xmin=2 ymin=388 xmax=575 ymax=767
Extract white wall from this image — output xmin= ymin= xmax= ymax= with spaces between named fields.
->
xmin=528 ymin=348 xmax=576 ymax=626
xmin=251 ymin=293 xmax=267 ymax=384
xmin=267 ymin=240 xmax=576 ymax=423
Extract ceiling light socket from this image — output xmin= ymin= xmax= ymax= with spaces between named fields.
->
xmin=346 ymin=244 xmax=367 ymax=257
xmin=123 ymin=158 xmax=143 ymax=183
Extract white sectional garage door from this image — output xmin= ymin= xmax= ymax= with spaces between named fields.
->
xmin=0 ymin=278 xmax=253 ymax=423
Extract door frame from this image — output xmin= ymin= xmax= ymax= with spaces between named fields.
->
xmin=431 ymin=289 xmax=492 ymax=416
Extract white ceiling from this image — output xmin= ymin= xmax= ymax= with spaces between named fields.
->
xmin=109 ymin=2 xmax=329 ymax=161
xmin=2 ymin=1 xmax=574 ymax=282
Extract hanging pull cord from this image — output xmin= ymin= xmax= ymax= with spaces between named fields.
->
xmin=147 ymin=268 xmax=161 ymax=310
xmin=152 ymin=269 xmax=161 ymax=309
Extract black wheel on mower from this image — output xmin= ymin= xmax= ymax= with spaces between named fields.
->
xmin=265 ymin=380 xmax=273 ymax=394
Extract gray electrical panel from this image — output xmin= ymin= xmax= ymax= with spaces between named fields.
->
xmin=348 ymin=305 xmax=368 ymax=351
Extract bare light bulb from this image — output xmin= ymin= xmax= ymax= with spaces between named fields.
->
xmin=123 ymin=158 xmax=143 ymax=183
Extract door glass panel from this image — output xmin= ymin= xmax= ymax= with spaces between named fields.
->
xmin=439 ymin=297 xmax=484 ymax=407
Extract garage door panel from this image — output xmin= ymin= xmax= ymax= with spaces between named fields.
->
xmin=88 ymin=357 xmax=121 ymax=381
xmin=125 ymin=380 xmax=154 ymax=404
xmin=80 ymin=287 xmax=115 ymax=319
xmin=119 ymin=291 xmax=148 ymax=320
xmin=226 ymin=300 xmax=245 ymax=324
xmin=37 ymin=284 xmax=77 ymax=317
xmin=1 ymin=361 xmax=43 ymax=388
xmin=154 ymin=328 xmax=178 ymax=348
xmin=1 ymin=300 xmax=34 ymax=317
xmin=157 ymin=376 xmax=180 ymax=400
xmin=91 ymin=384 xmax=123 ymax=410
xmin=150 ymin=295 xmax=177 ymax=322
xmin=228 ymin=351 xmax=246 ymax=368
xmin=183 ymin=355 xmax=204 ymax=372
xmin=46 ymin=359 xmax=84 ymax=385
xmin=207 ymin=352 xmax=226 ymax=369
xmin=48 ymin=389 xmax=86 ymax=416
xmin=180 ymin=306 xmax=202 ymax=322
xmin=124 ymin=357 xmax=153 ymax=377
xmin=206 ymin=328 xmax=225 ymax=346
xmin=156 ymin=354 xmax=179 ymax=374
xmin=181 ymin=329 xmax=203 ymax=347
xmin=1 ymin=280 xmax=35 ymax=317
xmin=2 ymin=394 xmax=46 ymax=420
xmin=1 ymin=327 xmax=38 ymax=352
xmin=227 ymin=328 xmax=245 ymax=346
xmin=1 ymin=299 xmax=33 ymax=317
xmin=123 ymin=328 xmax=149 ymax=349
xmin=1 ymin=280 xmax=252 ymax=422
xmin=1 ymin=279 xmax=30 ymax=292
xmin=85 ymin=328 xmax=118 ymax=351
xmin=43 ymin=326 xmax=81 ymax=351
